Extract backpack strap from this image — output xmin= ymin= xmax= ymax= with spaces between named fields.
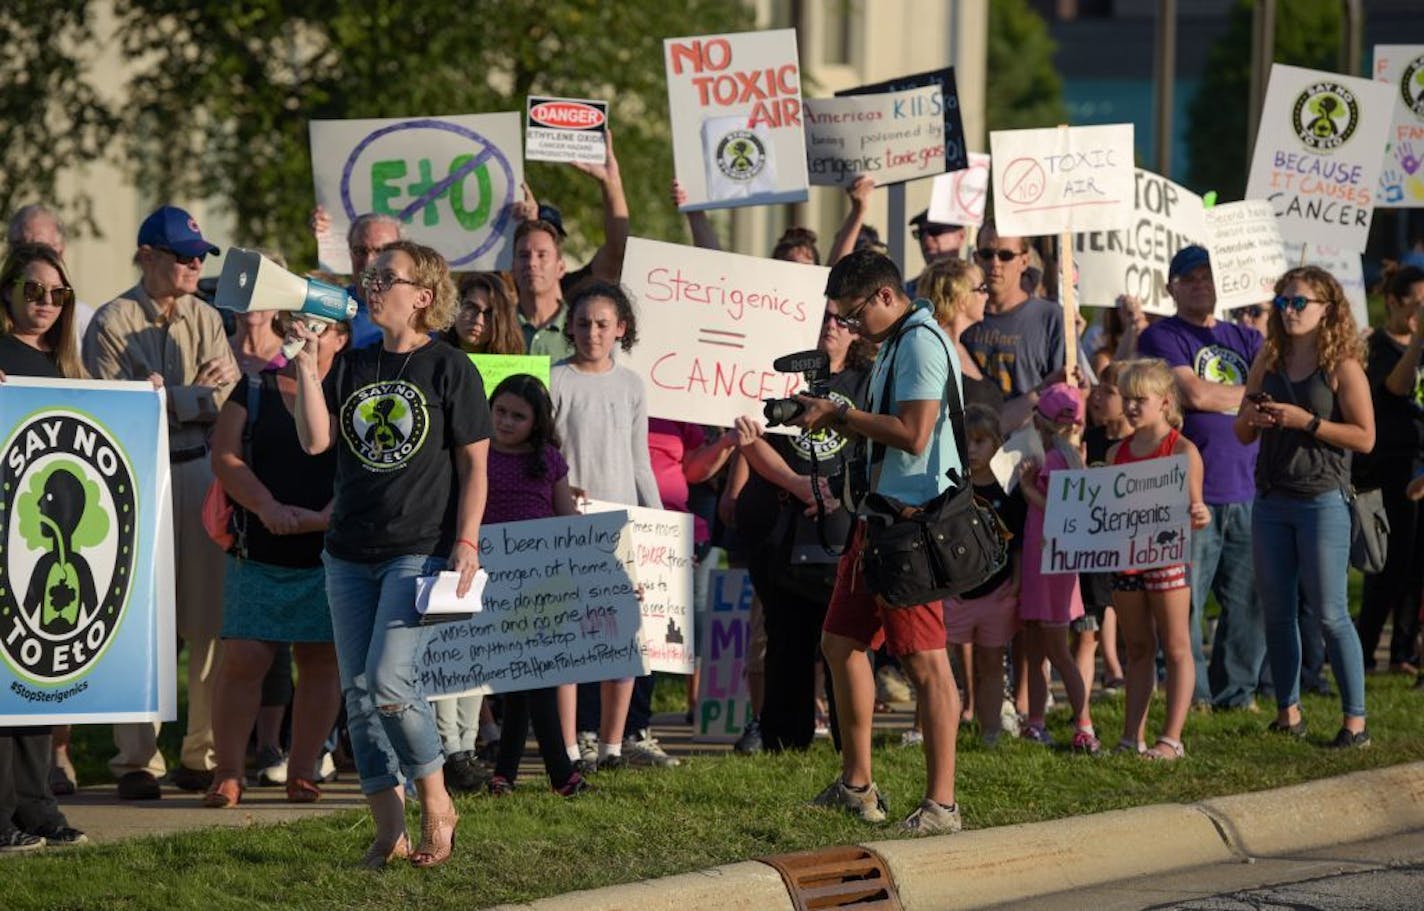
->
xmin=867 ymin=316 xmax=969 ymax=494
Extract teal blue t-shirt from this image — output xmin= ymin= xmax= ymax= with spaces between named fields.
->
xmin=865 ymin=301 xmax=964 ymax=507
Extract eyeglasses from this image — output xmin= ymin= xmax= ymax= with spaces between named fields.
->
xmin=975 ymin=248 xmax=1023 ymax=263
xmin=13 ymin=280 xmax=75 ymax=309
xmin=459 ymin=302 xmax=493 ymax=321
xmin=829 ymin=290 xmax=878 ymax=330
xmin=155 ymin=246 xmax=204 ymax=267
xmin=972 ymin=283 xmax=989 ymax=294
xmin=913 ymin=225 xmax=961 ymax=239
xmin=362 ymin=270 xmax=423 ymax=294
xmin=1273 ymin=294 xmax=1327 ymax=313
xmin=1237 ymin=306 xmax=1265 ymax=320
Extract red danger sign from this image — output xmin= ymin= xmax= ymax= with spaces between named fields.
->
xmin=529 ymin=101 xmax=606 ymax=131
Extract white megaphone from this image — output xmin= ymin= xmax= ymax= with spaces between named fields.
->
xmin=214 ymin=248 xmax=357 ymax=359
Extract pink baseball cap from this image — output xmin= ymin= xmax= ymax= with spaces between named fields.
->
xmin=1036 ymin=382 xmax=1085 ymax=426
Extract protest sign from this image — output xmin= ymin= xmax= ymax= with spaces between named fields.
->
xmin=310 ymin=113 xmax=522 ymax=274
xmin=694 ymin=568 xmax=755 ymax=742
xmin=928 ymin=153 xmax=991 ymax=227
xmin=0 ymin=380 xmax=176 ymax=725
xmin=838 ymin=67 xmax=968 ymax=173
xmin=1041 ymin=455 xmax=1191 ymax=576
xmin=665 ymin=29 xmax=809 ymax=212
xmin=1205 ymin=200 xmax=1290 ymax=313
xmin=619 ymin=236 xmax=826 ymax=431
xmin=469 ymin=354 xmax=550 ymax=398
xmin=526 ymin=96 xmax=608 ymax=165
xmin=1073 ymin=169 xmax=1207 ymax=316
xmin=584 ymin=500 xmax=695 ymax=674
xmin=1245 ymin=64 xmax=1394 ymax=250
xmin=420 ymin=511 xmax=646 ymax=699
xmin=1283 ymin=242 xmax=1370 ymax=329
xmin=1373 ymin=45 xmax=1424 ymax=208
xmin=804 ymin=86 xmax=946 ymax=188
xmin=990 ymin=124 xmax=1135 ymax=237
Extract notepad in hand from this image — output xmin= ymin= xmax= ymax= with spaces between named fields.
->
xmin=415 ymin=570 xmax=487 ymax=625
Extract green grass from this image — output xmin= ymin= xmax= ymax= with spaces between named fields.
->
xmin=10 ymin=673 xmax=1424 ymax=911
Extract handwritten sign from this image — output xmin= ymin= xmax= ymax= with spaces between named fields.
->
xmin=928 ymin=153 xmax=991 ymax=227
xmin=420 ymin=511 xmax=647 ymax=699
xmin=1245 ymin=64 xmax=1394 ymax=250
xmin=1041 ymin=455 xmax=1191 ymax=575
xmin=468 ymin=354 xmax=551 ymax=398
xmin=584 ymin=500 xmax=695 ymax=674
xmin=1206 ymin=200 xmax=1290 ymax=313
xmin=526 ymin=96 xmax=608 ymax=165
xmin=990 ymin=124 xmax=1135 ymax=237
xmin=619 ymin=237 xmax=826 ymax=431
xmin=665 ymin=28 xmax=809 ymax=212
xmin=1283 ymin=242 xmax=1370 ymax=329
xmin=310 ymin=113 xmax=522 ymax=274
xmin=693 ymin=568 xmax=755 ymax=742
xmin=838 ymin=67 xmax=968 ymax=173
xmin=804 ymin=86 xmax=946 ymax=187
xmin=1074 ymin=169 xmax=1207 ymax=315
xmin=1374 ymin=45 xmax=1424 ymax=208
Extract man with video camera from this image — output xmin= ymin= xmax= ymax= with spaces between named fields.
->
xmin=789 ymin=249 xmax=965 ymax=835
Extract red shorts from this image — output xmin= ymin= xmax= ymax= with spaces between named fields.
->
xmin=823 ymin=522 xmax=949 ymax=657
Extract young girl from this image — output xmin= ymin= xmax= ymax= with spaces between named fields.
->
xmin=1110 ymin=359 xmax=1211 ymax=760
xmin=1080 ymin=364 xmax=1132 ymax=693
xmin=1017 ymin=383 xmax=1099 ymax=753
xmin=550 ymin=282 xmax=663 ymax=771
xmin=483 ymin=375 xmax=587 ymax=796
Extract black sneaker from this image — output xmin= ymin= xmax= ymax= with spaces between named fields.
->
xmin=554 ymin=772 xmax=589 ymax=798
xmin=29 ymin=825 xmax=88 ymax=847
xmin=443 ymin=751 xmax=489 ymax=793
xmin=572 ymin=757 xmax=597 ymax=777
xmin=733 ymin=717 xmax=763 ymax=755
xmin=116 ymin=770 xmax=161 ymax=800
xmin=0 ymin=829 xmax=45 ymax=853
xmin=595 ymin=752 xmax=625 ymax=772
xmin=1266 ymin=718 xmax=1308 ymax=738
xmin=168 ymin=765 xmax=213 ymax=793
xmin=1325 ymin=727 xmax=1371 ymax=749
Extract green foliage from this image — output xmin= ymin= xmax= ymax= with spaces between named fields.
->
xmin=17 ymin=462 xmax=108 ymax=553
xmin=112 ymin=0 xmax=753 ymax=271
xmin=1185 ymin=0 xmax=1343 ymax=201
xmin=985 ymin=0 xmax=1068 ymax=132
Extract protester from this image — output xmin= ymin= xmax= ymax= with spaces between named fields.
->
xmin=445 ymin=272 xmax=524 ymax=355
xmin=6 ymin=204 xmax=95 ymax=354
xmin=905 ymin=210 xmax=966 ymax=296
xmin=1091 ymin=295 xmax=1149 ymax=373
xmin=291 ymin=240 xmax=490 ymax=868
xmin=1235 ymin=266 xmax=1373 ymax=748
xmin=310 ymin=210 xmax=403 ymax=350
xmin=1082 ymin=363 xmax=1130 ymax=692
xmin=1230 ymin=303 xmax=1271 ymax=338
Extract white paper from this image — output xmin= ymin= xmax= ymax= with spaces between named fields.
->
xmin=416 ymin=570 xmax=487 ymax=616
xmin=989 ymin=425 xmax=1044 ymax=494
xmin=803 ymin=86 xmax=946 ymax=188
xmin=1206 ymin=200 xmax=1290 ymax=313
xmin=1373 ymin=45 xmax=1424 ymax=208
xmin=1041 ymin=456 xmax=1192 ymax=575
xmin=1282 ymin=242 xmax=1370 ymax=329
xmin=928 ymin=153 xmax=991 ymax=227
xmin=989 ymin=124 xmax=1135 ymax=237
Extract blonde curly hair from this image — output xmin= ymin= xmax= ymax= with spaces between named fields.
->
xmin=376 ymin=240 xmax=457 ymax=333
xmin=1263 ymin=266 xmax=1364 ymax=375
xmin=917 ymin=257 xmax=983 ymax=330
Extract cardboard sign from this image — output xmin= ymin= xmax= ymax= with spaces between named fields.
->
xmin=526 ymin=96 xmax=608 ymax=165
xmin=1373 ymin=45 xmax=1424 ymax=208
xmin=838 ymin=67 xmax=968 ymax=173
xmin=468 ymin=354 xmax=551 ymax=399
xmin=1245 ymin=64 xmax=1394 ymax=250
xmin=310 ymin=112 xmax=523 ymax=274
xmin=693 ymin=568 xmax=755 ymax=742
xmin=665 ymin=29 xmax=809 ymax=212
xmin=0 ymin=380 xmax=176 ymax=725
xmin=804 ymin=86 xmax=946 ymax=188
xmin=584 ymin=500 xmax=695 ymax=675
xmin=1283 ymin=242 xmax=1370 ymax=329
xmin=990 ymin=124 xmax=1136 ymax=237
xmin=928 ymin=153 xmax=991 ymax=227
xmin=421 ymin=511 xmax=647 ymax=699
xmin=1041 ymin=455 xmax=1192 ymax=576
xmin=1074 ymin=168 xmax=1207 ymax=315
xmin=618 ymin=237 xmax=826 ymax=431
xmin=1206 ymin=200 xmax=1290 ymax=312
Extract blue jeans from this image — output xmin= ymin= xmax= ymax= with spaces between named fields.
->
xmin=323 ymin=552 xmax=446 ymax=795
xmin=1252 ymin=492 xmax=1367 ymax=718
xmin=1190 ymin=501 xmax=1266 ymax=707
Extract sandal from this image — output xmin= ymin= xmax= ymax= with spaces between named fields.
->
xmin=360 ymin=832 xmax=410 ymax=870
xmin=286 ymin=777 xmax=322 ymax=804
xmin=202 ymin=778 xmax=243 ymax=809
xmin=1143 ymin=737 xmax=1185 ymax=761
xmin=1112 ymin=738 xmax=1146 ymax=756
xmin=410 ymin=808 xmax=459 ymax=869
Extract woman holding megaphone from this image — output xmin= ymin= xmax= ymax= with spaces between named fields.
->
xmin=289 ymin=241 xmax=492 ymax=869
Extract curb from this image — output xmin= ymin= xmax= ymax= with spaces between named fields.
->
xmin=483 ymin=762 xmax=1424 ymax=911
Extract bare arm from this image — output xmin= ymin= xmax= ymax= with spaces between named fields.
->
xmin=672 ymin=180 xmax=721 ymax=251
xmin=451 ymin=439 xmax=490 ymax=597
xmin=792 ymin=397 xmax=940 ymax=457
xmin=683 ymin=432 xmax=738 ymax=484
xmin=1318 ymin=359 xmax=1376 ymax=454
xmin=1172 ymin=365 xmax=1246 ymax=414
xmin=1174 ymin=436 xmax=1211 ymax=529
xmin=289 ymin=322 xmax=336 ymax=454
xmin=827 ymin=176 xmax=874 ymax=267
xmin=1384 ymin=326 xmax=1424 ymax=398
xmin=552 ymin=476 xmax=581 ymax=517
xmin=575 ymin=131 xmax=629 ymax=284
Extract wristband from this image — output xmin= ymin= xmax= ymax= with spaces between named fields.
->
xmin=456 ymin=537 xmax=479 ymax=553
xmin=834 ymin=402 xmax=851 ymax=427
xmin=1305 ymin=415 xmax=1322 ymax=437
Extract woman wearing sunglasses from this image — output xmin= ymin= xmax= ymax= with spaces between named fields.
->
xmin=445 ymin=272 xmax=524 ymax=356
xmin=1234 ymin=266 xmax=1374 ymax=749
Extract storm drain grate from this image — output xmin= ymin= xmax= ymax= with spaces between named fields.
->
xmin=759 ymin=846 xmax=904 ymax=910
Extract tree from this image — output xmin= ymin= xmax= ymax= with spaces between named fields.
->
xmin=113 ymin=0 xmax=752 ymax=270
xmin=985 ymin=0 xmax=1068 ymax=132
xmin=0 ymin=2 xmax=119 ymax=236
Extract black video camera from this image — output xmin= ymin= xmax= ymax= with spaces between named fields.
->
xmin=763 ymin=349 xmax=830 ymax=426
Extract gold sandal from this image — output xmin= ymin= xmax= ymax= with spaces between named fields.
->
xmin=410 ymin=809 xmax=459 ymax=869
xmin=360 ymin=832 xmax=410 ymax=870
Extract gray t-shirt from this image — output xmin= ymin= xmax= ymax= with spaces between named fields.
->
xmin=550 ymin=360 xmax=663 ymax=508
xmin=962 ymin=297 xmax=1064 ymax=399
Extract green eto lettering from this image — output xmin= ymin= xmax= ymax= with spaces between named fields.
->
xmin=370 ymin=160 xmax=406 ymax=216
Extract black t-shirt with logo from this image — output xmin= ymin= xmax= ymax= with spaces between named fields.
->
xmin=322 ymin=339 xmax=491 ymax=562
xmin=1364 ymin=330 xmax=1424 ymax=465
xmin=0 ymin=336 xmax=61 ymax=379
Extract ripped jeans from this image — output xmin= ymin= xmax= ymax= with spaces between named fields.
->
xmin=323 ymin=552 xmax=446 ymax=795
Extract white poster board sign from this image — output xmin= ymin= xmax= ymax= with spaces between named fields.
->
xmin=665 ymin=29 xmax=809 ymax=212
xmin=694 ymin=568 xmax=755 ymax=743
xmin=1041 ymin=455 xmax=1191 ymax=575
xmin=1073 ymin=168 xmax=1207 ymax=316
xmin=1373 ymin=45 xmax=1424 ymax=208
xmin=584 ymin=500 xmax=695 ymax=674
xmin=928 ymin=153 xmax=991 ymax=227
xmin=989 ymin=124 xmax=1135 ymax=237
xmin=803 ymin=86 xmax=946 ymax=188
xmin=1245 ymin=64 xmax=1394 ymax=250
xmin=619 ymin=237 xmax=826 ymax=431
xmin=310 ymin=113 xmax=523 ymax=275
xmin=526 ymin=96 xmax=608 ymax=165
xmin=1283 ymin=242 xmax=1370 ymax=329
xmin=420 ymin=512 xmax=647 ymax=699
xmin=1206 ymin=200 xmax=1290 ymax=313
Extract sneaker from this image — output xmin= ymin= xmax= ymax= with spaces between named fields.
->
xmin=316 ymin=751 xmax=339 ymax=783
xmin=0 ymin=829 xmax=45 ymax=853
xmin=168 ymin=765 xmax=213 ymax=793
xmin=1267 ymin=718 xmax=1308 ymax=738
xmin=814 ymin=710 xmax=832 ymax=739
xmin=254 ymin=746 xmax=287 ymax=787
xmin=572 ymin=758 xmax=597 ymax=777
xmin=576 ymin=731 xmax=598 ymax=767
xmin=475 ymin=738 xmax=501 ymax=764
xmin=1101 ymin=677 xmax=1125 ymax=695
xmin=999 ymin=702 xmax=1021 ymax=738
xmin=810 ymin=777 xmax=888 ymax=824
xmin=875 ymin=666 xmax=914 ymax=704
xmin=623 ymin=730 xmax=681 ymax=768
xmin=1071 ymin=730 xmax=1101 ymax=755
xmin=554 ymin=772 xmax=589 ymax=798
xmin=733 ymin=718 xmax=763 ymax=755
xmin=899 ymin=728 xmax=924 ymax=748
xmin=595 ymin=752 xmax=625 ymax=772
xmin=487 ymin=774 xmax=515 ymax=797
xmin=1020 ymin=724 xmax=1054 ymax=746
xmin=29 ymin=825 xmax=87 ymax=847
xmin=116 ymin=770 xmax=161 ymax=800
xmin=901 ymin=798 xmax=962 ymax=835
xmin=443 ymin=751 xmax=489 ymax=793
xmin=1325 ymin=727 xmax=1371 ymax=749
xmin=49 ymin=750 xmax=77 ymax=796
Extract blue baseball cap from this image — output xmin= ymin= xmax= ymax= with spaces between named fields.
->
xmin=536 ymin=203 xmax=567 ymax=238
xmin=137 ymin=205 xmax=220 ymax=258
xmin=1168 ymin=244 xmax=1210 ymax=280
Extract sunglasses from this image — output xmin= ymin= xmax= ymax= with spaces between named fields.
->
xmin=1237 ymin=306 xmax=1265 ymax=320
xmin=913 ymin=224 xmax=961 ymax=239
xmin=13 ymin=280 xmax=75 ymax=309
xmin=1273 ymin=294 xmax=1327 ymax=313
xmin=350 ymin=244 xmax=388 ymax=259
xmin=459 ymin=302 xmax=493 ymax=320
xmin=155 ymin=246 xmax=205 ymax=267
xmin=361 ymin=270 xmax=423 ymax=294
xmin=972 ymin=283 xmax=989 ymax=294
xmin=975 ymin=248 xmax=1023 ymax=263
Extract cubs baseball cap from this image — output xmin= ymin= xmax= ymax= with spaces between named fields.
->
xmin=1036 ymin=382 xmax=1085 ymax=426
xmin=138 ymin=206 xmax=220 ymax=258
xmin=1168 ymin=244 xmax=1210 ymax=281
